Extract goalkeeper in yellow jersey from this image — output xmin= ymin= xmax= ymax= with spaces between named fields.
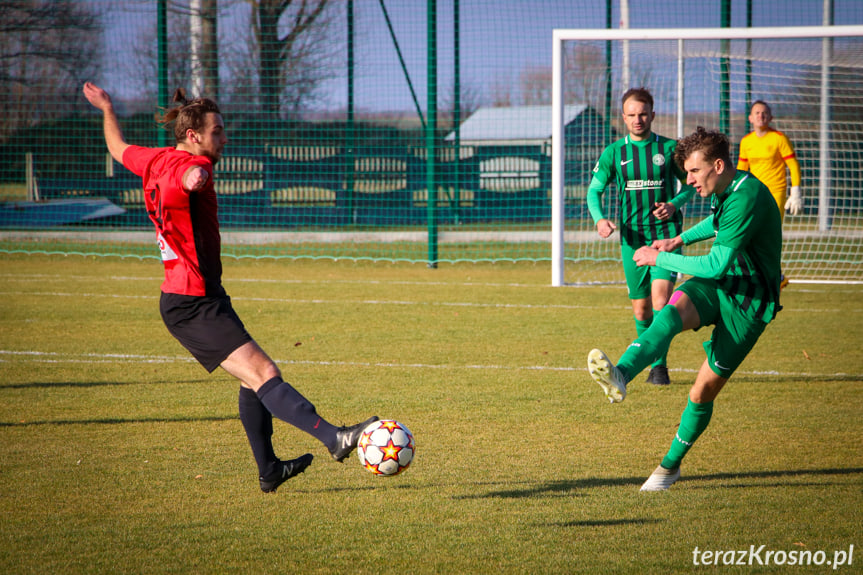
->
xmin=736 ymin=100 xmax=803 ymax=218
xmin=737 ymin=100 xmax=801 ymax=289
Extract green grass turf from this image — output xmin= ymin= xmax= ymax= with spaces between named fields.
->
xmin=1 ymin=254 xmax=861 ymax=574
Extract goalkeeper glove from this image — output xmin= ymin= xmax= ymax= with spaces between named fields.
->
xmin=785 ymin=186 xmax=803 ymax=215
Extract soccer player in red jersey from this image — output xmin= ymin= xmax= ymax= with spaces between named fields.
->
xmin=83 ymin=82 xmax=377 ymax=493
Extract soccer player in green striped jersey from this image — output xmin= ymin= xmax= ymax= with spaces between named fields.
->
xmin=587 ymin=88 xmax=695 ymax=386
xmin=587 ymin=127 xmax=782 ymax=491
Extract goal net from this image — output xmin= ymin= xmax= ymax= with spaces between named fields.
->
xmin=551 ymin=25 xmax=863 ymax=286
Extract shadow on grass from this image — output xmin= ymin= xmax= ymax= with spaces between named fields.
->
xmin=303 ymin=483 xmax=416 ymax=495
xmin=0 ymin=379 xmax=211 ymax=389
xmin=455 ymin=476 xmax=643 ymax=499
xmin=457 ymin=468 xmax=863 ymax=499
xmin=0 ymin=414 xmax=236 ymax=427
xmin=683 ymin=467 xmax=863 ymax=487
xmin=734 ymin=373 xmax=863 ymax=384
xmin=554 ymin=518 xmax=663 ymax=528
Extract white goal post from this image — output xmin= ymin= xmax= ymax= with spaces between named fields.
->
xmin=551 ymin=25 xmax=863 ymax=286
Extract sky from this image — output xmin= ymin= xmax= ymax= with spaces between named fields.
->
xmin=94 ymin=0 xmax=862 ymax=116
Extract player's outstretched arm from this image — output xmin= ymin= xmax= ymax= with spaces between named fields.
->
xmin=679 ymin=216 xmax=717 ymax=246
xmin=655 ymin=243 xmax=736 ymax=280
xmin=82 ymin=82 xmax=129 ymax=164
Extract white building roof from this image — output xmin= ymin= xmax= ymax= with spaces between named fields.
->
xmin=445 ymin=105 xmax=588 ymax=144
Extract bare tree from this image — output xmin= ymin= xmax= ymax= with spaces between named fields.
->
xmin=564 ymin=43 xmax=608 ymax=109
xmin=506 ymin=45 xmax=610 ymax=109
xmin=125 ymin=7 xmax=193 ymax=105
xmin=440 ymin=80 xmax=482 ymax=126
xmin=0 ymin=0 xmax=101 ymax=142
xmin=190 ymin=0 xmax=220 ymax=99
xmin=123 ymin=0 xmax=222 ymax=107
xmin=246 ymin=0 xmax=338 ymax=122
xmin=519 ymin=66 xmax=552 ymax=106
xmin=489 ymin=78 xmax=513 ymax=108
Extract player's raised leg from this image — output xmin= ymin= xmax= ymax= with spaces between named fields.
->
xmin=587 ymin=303 xmax=684 ymax=404
xmin=587 ymin=348 xmax=628 ymax=403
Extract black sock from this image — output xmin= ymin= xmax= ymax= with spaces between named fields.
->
xmin=238 ymin=386 xmax=277 ymax=476
xmin=256 ymin=377 xmax=338 ymax=448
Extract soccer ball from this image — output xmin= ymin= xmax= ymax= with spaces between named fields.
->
xmin=357 ymin=419 xmax=415 ymax=476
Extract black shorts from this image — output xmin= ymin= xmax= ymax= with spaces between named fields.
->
xmin=160 ymin=292 xmax=253 ymax=373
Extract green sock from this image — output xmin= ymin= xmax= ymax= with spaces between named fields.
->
xmin=660 ymin=398 xmax=714 ymax=470
xmin=635 ymin=313 xmax=669 ymax=369
xmin=651 ymin=309 xmax=668 ymax=368
xmin=618 ymin=305 xmax=682 ymax=381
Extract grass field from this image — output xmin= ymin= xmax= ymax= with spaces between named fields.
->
xmin=1 ymin=254 xmax=861 ymax=574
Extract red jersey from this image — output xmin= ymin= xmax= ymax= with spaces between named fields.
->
xmin=122 ymin=145 xmax=223 ymax=296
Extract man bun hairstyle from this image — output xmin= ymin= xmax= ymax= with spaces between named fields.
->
xmin=674 ymin=127 xmax=732 ymax=170
xmin=156 ymin=88 xmax=221 ymax=144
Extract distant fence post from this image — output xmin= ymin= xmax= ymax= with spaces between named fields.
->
xmin=157 ymin=0 xmax=168 ymax=148
xmin=26 ymin=152 xmax=39 ymax=202
xmin=426 ymin=0 xmax=438 ymax=268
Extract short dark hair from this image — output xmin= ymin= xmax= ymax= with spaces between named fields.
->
xmin=621 ymin=87 xmax=654 ymax=111
xmin=674 ymin=127 xmax=731 ymax=170
xmin=749 ymin=100 xmax=772 ymax=115
xmin=157 ymin=88 xmax=221 ymax=144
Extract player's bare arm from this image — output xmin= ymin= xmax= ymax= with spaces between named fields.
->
xmin=82 ymin=82 xmax=129 ymax=164
xmin=596 ymin=218 xmax=617 ymax=238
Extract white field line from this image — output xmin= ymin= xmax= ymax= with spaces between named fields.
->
xmin=0 ymin=289 xmax=857 ymax=314
xmin=0 ymin=290 xmax=620 ymax=311
xmin=2 ymin=272 xmax=861 ymax=295
xmin=1 ymin=349 xmax=859 ymax=379
xmin=0 ymin=272 xmax=611 ymax=290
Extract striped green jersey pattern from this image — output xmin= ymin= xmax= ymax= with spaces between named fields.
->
xmin=712 ymin=171 xmax=783 ymax=323
xmin=588 ymin=133 xmax=689 ymax=247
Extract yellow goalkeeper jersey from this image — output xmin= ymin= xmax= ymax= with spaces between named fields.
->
xmin=736 ymin=129 xmax=801 ymax=206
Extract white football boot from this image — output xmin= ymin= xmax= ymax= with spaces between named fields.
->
xmin=640 ymin=465 xmax=681 ymax=492
xmin=587 ymin=348 xmax=627 ymax=403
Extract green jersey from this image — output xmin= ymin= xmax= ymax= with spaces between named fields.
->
xmin=658 ymin=171 xmax=783 ymax=323
xmin=587 ymin=133 xmax=694 ymax=247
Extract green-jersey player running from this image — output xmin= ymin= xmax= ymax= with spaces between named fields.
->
xmin=587 ymin=87 xmax=695 ymax=386
xmin=587 ymin=127 xmax=783 ymax=491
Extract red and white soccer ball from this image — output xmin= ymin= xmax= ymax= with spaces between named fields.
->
xmin=357 ymin=419 xmax=415 ymax=476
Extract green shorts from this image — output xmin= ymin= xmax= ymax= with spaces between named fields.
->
xmin=676 ymin=277 xmax=767 ymax=378
xmin=621 ymin=242 xmax=679 ymax=300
